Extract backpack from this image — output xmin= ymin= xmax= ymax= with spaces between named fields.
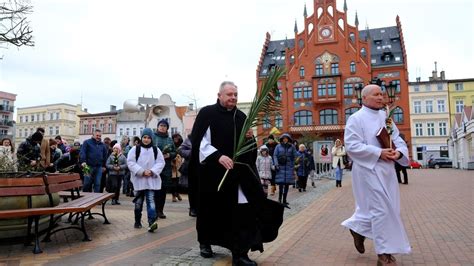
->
xmin=135 ymin=145 xmax=158 ymax=161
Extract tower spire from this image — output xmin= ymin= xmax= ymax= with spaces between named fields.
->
xmin=355 ymin=11 xmax=359 ymax=26
xmin=294 ymin=19 xmax=298 ymax=33
xmin=304 ymin=3 xmax=308 ymax=18
xmin=344 ymin=0 xmax=348 ymax=12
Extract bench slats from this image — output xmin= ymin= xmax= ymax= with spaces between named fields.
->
xmin=47 ymin=180 xmax=82 ymax=193
xmin=0 ymin=177 xmax=44 ymax=187
xmin=44 ymin=173 xmax=81 ymax=185
xmin=0 ymin=186 xmax=47 ymax=197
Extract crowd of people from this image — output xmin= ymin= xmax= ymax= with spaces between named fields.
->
xmin=0 ymin=82 xmax=412 ymax=266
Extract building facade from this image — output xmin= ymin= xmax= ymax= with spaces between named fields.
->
xmin=447 ymin=78 xmax=474 ymax=127
xmin=408 ymin=69 xmax=450 ymax=165
xmin=0 ymin=91 xmax=16 ymax=143
xmin=449 ymin=106 xmax=473 ymax=169
xmin=78 ymin=106 xmax=118 ymax=143
xmin=116 ymin=109 xmax=146 ymax=143
xmin=15 ymin=103 xmax=86 ymax=147
xmin=255 ymin=0 xmax=411 ymax=148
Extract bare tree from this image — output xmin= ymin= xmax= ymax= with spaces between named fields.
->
xmin=0 ymin=0 xmax=34 ymax=48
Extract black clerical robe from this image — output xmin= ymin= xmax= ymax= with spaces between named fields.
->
xmin=190 ymin=100 xmax=283 ymax=253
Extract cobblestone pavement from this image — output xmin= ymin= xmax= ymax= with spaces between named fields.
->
xmin=0 ymin=169 xmax=472 ymax=265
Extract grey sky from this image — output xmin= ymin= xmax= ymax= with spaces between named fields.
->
xmin=1 ymin=0 xmax=473 ymax=114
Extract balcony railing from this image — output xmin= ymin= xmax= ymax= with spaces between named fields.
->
xmin=0 ymin=105 xmax=14 ymax=112
xmin=0 ymin=120 xmax=14 ymax=126
xmin=290 ymin=124 xmax=346 ymax=132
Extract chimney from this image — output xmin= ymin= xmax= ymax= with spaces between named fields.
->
xmin=188 ymin=103 xmax=194 ymax=111
xmin=110 ymin=105 xmax=116 ymax=111
xmin=84 ymin=108 xmax=88 ymax=113
xmin=416 ymin=77 xmax=421 ymax=82
xmin=440 ymin=71 xmax=445 ymax=80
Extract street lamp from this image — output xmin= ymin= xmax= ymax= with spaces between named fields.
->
xmin=355 ymin=84 xmax=364 ymax=106
xmin=385 ymin=81 xmax=396 ymax=104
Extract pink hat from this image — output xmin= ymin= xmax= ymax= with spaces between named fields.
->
xmin=113 ymin=143 xmax=122 ymax=154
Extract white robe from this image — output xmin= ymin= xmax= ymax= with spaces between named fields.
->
xmin=341 ymin=105 xmax=411 ymax=254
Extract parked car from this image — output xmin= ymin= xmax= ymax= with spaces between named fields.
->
xmin=428 ymin=157 xmax=452 ymax=169
xmin=410 ymin=160 xmax=422 ymax=169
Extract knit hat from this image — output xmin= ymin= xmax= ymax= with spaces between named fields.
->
xmin=157 ymin=119 xmax=169 ymax=129
xmin=141 ymin=128 xmax=154 ymax=138
xmin=112 ymin=143 xmax=122 ymax=154
xmin=31 ymin=132 xmax=43 ymax=142
xmin=260 ymin=145 xmax=269 ymax=151
xmin=268 ymin=134 xmax=275 ymax=140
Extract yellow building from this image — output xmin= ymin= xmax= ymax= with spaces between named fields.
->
xmin=448 ymin=78 xmax=474 ymax=127
xmin=15 ymin=103 xmax=87 ymax=147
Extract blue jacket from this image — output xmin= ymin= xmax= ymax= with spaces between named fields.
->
xmin=295 ymin=150 xmax=312 ymax=177
xmin=79 ymin=138 xmax=108 ymax=167
xmin=273 ymin=135 xmax=297 ymax=185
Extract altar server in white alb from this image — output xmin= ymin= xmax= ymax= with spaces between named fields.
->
xmin=341 ymin=84 xmax=411 ymax=265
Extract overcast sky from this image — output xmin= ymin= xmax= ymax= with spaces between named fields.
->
xmin=1 ymin=0 xmax=473 ymax=114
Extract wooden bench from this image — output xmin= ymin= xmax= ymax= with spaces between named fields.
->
xmin=0 ymin=173 xmax=114 ymax=254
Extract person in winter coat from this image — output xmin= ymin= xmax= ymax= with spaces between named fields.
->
xmin=106 ymin=143 xmax=128 ymax=205
xmin=177 ymin=135 xmax=197 ymax=217
xmin=17 ymin=132 xmax=43 ymax=171
xmin=295 ymin=144 xmax=311 ymax=192
xmin=127 ymin=128 xmax=165 ymax=232
xmin=152 ymin=119 xmax=177 ymax=219
xmin=46 ymin=139 xmax=62 ymax=172
xmin=265 ymin=134 xmax=278 ymax=196
xmin=79 ymin=130 xmax=108 ymax=192
xmin=273 ymin=133 xmax=297 ymax=207
xmin=171 ymin=133 xmax=183 ymax=202
xmin=256 ymin=145 xmax=274 ymax=197
xmin=332 ymin=139 xmax=346 ymax=187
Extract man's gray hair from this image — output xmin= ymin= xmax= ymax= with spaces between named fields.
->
xmin=219 ymin=81 xmax=237 ymax=92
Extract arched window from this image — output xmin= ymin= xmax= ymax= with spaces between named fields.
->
xmin=361 ymin=48 xmax=366 ymax=58
xmin=299 ymin=66 xmax=305 ymax=78
xmin=275 ymin=115 xmax=283 ymax=128
xmin=350 ymin=61 xmax=356 ymax=73
xmin=294 ymin=110 xmax=312 ymax=126
xmin=263 ymin=115 xmax=271 ymax=129
xmin=345 ymin=107 xmax=359 ymax=122
xmin=392 ymin=107 xmax=403 ymax=123
xmin=320 ymin=109 xmax=338 ymax=125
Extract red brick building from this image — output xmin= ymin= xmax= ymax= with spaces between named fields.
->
xmin=256 ymin=0 xmax=411 ymax=145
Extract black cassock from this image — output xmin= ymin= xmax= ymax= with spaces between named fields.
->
xmin=190 ymin=100 xmax=284 ymax=254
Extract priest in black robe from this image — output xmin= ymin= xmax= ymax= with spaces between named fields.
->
xmin=190 ymin=81 xmax=282 ymax=266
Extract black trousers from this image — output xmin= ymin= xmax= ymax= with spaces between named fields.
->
xmin=106 ymin=174 xmax=123 ymax=200
xmin=155 ymin=185 xmax=168 ymax=213
xmin=297 ymin=175 xmax=308 ymax=190
xmin=395 ymin=164 xmax=408 ymax=183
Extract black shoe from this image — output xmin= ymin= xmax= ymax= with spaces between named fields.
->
xmin=157 ymin=211 xmax=167 ymax=219
xmin=199 ymin=244 xmax=213 ymax=258
xmin=134 ymin=222 xmax=142 ymax=229
xmin=115 ymin=201 xmax=121 ymax=205
xmin=111 ymin=200 xmax=117 ymax=205
xmin=403 ymin=182 xmax=408 ymax=184
xmin=350 ymin=229 xmax=365 ymax=254
xmin=189 ymin=209 xmax=197 ymax=217
xmin=298 ymin=188 xmax=302 ymax=192
xmin=232 ymin=254 xmax=257 ymax=266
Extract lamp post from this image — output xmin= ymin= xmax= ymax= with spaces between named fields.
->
xmin=385 ymin=81 xmax=396 ymax=104
xmin=355 ymin=84 xmax=364 ymax=106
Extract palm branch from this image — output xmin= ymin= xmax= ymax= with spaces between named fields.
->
xmin=218 ymin=67 xmax=285 ymax=191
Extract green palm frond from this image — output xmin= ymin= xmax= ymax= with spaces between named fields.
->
xmin=218 ymin=67 xmax=285 ymax=191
